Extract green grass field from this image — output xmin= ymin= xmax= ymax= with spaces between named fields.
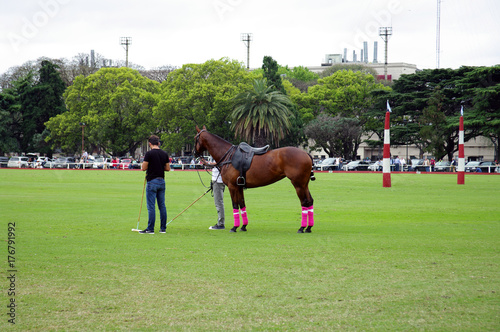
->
xmin=1 ymin=169 xmax=499 ymax=331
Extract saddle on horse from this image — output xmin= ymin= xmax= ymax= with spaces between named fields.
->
xmin=232 ymin=142 xmax=269 ymax=186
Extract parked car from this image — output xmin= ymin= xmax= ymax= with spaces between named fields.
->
xmin=0 ymin=156 xmax=9 ymax=168
xmin=128 ymin=160 xmax=142 ymax=169
xmin=7 ymin=156 xmax=30 ymax=168
xmin=368 ymin=161 xmax=382 ymax=171
xmin=43 ymin=158 xmax=56 ymax=168
xmin=345 ymin=160 xmax=370 ymax=171
xmin=76 ymin=160 xmax=94 ymax=169
xmin=476 ymin=161 xmax=497 ymax=173
xmin=93 ymin=157 xmax=112 ymax=169
xmin=53 ymin=157 xmax=77 ymax=169
xmin=408 ymin=159 xmax=424 ymax=171
xmin=118 ymin=158 xmax=132 ymax=169
xmin=464 ymin=161 xmax=482 ymax=172
xmin=34 ymin=157 xmax=49 ymax=168
xmin=314 ymin=158 xmax=338 ymax=171
xmin=434 ymin=161 xmax=452 ymax=172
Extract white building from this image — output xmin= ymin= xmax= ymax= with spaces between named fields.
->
xmin=307 ymin=62 xmax=418 ymax=81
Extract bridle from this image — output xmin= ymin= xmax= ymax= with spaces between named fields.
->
xmin=194 ymin=129 xmax=235 ymax=171
xmin=193 ymin=129 xmax=206 ymax=159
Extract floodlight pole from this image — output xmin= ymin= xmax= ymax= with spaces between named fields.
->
xmin=436 ymin=0 xmax=441 ymax=68
xmin=241 ymin=33 xmax=253 ymax=69
xmin=379 ymin=27 xmax=392 ymax=80
xmin=120 ymin=37 xmax=132 ymax=67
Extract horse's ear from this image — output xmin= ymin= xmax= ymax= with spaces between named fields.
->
xmin=203 ymin=125 xmax=206 ymax=130
xmin=196 ymin=125 xmax=200 ymax=133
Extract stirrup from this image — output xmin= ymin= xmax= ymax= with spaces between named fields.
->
xmin=236 ymin=176 xmax=246 ymax=186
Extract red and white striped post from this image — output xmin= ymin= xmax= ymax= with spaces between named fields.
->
xmin=457 ymin=106 xmax=465 ymax=185
xmin=383 ymin=100 xmax=391 ymax=188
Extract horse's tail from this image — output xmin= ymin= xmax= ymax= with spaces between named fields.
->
xmin=308 ymin=154 xmax=316 ymax=181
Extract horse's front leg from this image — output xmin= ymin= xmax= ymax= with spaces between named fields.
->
xmin=228 ymin=185 xmax=247 ymax=232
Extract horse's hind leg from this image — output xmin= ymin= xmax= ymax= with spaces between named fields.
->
xmin=294 ymin=185 xmax=314 ymax=233
xmin=229 ymin=186 xmax=247 ymax=232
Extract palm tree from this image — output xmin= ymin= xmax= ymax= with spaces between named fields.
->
xmin=231 ymin=79 xmax=293 ymax=147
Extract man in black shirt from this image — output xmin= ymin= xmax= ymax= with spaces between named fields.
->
xmin=140 ymin=135 xmax=170 ymax=234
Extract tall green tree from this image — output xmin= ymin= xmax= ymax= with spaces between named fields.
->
xmin=459 ymin=65 xmax=500 ymax=160
xmin=278 ymin=65 xmax=318 ymax=93
xmin=0 ymin=61 xmax=66 ymax=154
xmin=231 ymin=79 xmax=293 ymax=147
xmin=154 ymin=58 xmax=257 ymax=153
xmin=295 ymin=70 xmax=389 ymax=156
xmin=278 ymin=65 xmax=319 ymax=82
xmin=304 ymin=114 xmax=362 ymax=158
xmin=27 ymin=60 xmax=67 ymax=154
xmin=46 ymin=67 xmax=160 ymax=157
xmin=319 ymin=63 xmax=378 ymax=79
xmin=0 ymin=87 xmax=20 ymax=153
xmin=262 ymin=56 xmax=285 ymax=94
xmin=389 ymin=67 xmax=479 ymax=161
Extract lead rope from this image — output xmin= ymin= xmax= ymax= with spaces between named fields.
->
xmin=166 ymin=186 xmax=212 ymax=226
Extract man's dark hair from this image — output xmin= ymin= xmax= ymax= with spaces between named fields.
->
xmin=148 ymin=135 xmax=160 ymax=146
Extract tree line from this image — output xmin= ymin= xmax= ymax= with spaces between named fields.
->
xmin=0 ymin=55 xmax=498 ymax=161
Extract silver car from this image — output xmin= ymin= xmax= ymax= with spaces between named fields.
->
xmin=313 ymin=158 xmax=338 ymax=171
xmin=7 ymin=157 xmax=30 ymax=168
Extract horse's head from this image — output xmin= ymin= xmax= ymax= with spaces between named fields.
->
xmin=194 ymin=125 xmax=207 ymax=157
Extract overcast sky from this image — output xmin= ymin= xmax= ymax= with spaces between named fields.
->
xmin=1 ymin=0 xmax=499 ymax=75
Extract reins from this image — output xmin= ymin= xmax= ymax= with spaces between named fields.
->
xmin=194 ymin=129 xmax=236 ymax=185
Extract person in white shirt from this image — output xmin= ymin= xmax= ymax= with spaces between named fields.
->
xmin=209 ymin=165 xmax=226 ymax=230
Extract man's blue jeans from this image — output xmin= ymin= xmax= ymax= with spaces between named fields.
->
xmin=146 ymin=178 xmax=167 ymax=231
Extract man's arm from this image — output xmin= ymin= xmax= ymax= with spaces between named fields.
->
xmin=142 ymin=161 xmax=148 ymax=171
xmin=165 ymin=163 xmax=170 ymax=172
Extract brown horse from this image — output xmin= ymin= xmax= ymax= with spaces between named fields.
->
xmin=194 ymin=126 xmax=315 ymax=233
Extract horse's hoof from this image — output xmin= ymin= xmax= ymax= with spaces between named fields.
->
xmin=230 ymin=227 xmax=238 ymax=233
xmin=305 ymin=226 xmax=312 ymax=233
xmin=241 ymin=225 xmax=247 ymax=232
xmin=297 ymin=227 xmax=305 ymax=233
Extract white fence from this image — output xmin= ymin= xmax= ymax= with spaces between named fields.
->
xmin=6 ymin=162 xmax=207 ymax=170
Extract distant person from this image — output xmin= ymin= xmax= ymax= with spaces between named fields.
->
xmin=139 ymin=135 xmax=170 ymax=234
xmin=424 ymin=157 xmax=430 ymax=172
xmin=394 ymin=156 xmax=401 ymax=172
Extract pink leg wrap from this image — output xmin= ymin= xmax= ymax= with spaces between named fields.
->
xmin=307 ymin=206 xmax=314 ymax=227
xmin=241 ymin=207 xmax=249 ymax=225
xmin=233 ymin=209 xmax=240 ymax=227
xmin=301 ymin=206 xmax=308 ymax=227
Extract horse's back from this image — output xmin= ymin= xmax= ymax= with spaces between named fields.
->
xmin=242 ymin=147 xmax=311 ymax=188
xmin=275 ymin=146 xmax=312 ymax=163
